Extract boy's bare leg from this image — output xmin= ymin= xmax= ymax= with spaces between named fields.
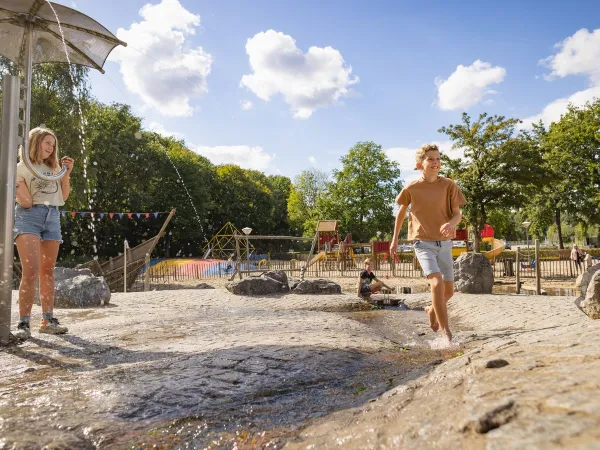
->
xmin=428 ymin=273 xmax=451 ymax=340
xmin=426 ymin=280 xmax=455 ymax=332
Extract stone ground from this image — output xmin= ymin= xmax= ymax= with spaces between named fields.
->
xmin=1 ymin=287 xmax=598 ymax=449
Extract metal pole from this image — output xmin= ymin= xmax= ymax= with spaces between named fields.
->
xmin=20 ymin=22 xmax=67 ymax=182
xmin=235 ymin=235 xmax=242 ymax=279
xmin=0 ymin=75 xmax=21 ymax=345
xmin=526 ymin=229 xmax=530 ymax=264
xmin=535 ymin=239 xmax=541 ymax=295
xmin=245 ymin=235 xmax=250 ymax=271
xmin=515 ymin=246 xmax=520 ymax=294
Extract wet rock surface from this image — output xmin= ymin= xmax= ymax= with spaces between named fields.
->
xmin=3 ymin=289 xmax=599 ymax=449
xmin=1 ymin=289 xmax=439 ymax=449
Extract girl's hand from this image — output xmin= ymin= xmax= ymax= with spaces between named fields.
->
xmin=61 ymin=156 xmax=74 ymax=175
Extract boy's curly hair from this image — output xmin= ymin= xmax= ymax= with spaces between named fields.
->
xmin=415 ymin=143 xmax=439 ymax=164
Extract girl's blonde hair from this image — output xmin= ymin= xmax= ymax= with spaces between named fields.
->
xmin=20 ymin=127 xmax=60 ymax=170
xmin=415 ymin=143 xmax=439 ymax=164
xmin=364 ymin=258 xmax=371 ymax=265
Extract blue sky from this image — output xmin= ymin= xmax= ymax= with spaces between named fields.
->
xmin=58 ymin=0 xmax=600 ymax=183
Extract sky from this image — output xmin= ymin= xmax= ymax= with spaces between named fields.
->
xmin=56 ymin=0 xmax=600 ymax=184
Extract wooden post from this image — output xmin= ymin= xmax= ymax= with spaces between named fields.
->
xmin=123 ymin=240 xmax=128 ymax=293
xmin=235 ymin=234 xmax=242 ymax=279
xmin=144 ymin=253 xmax=150 ymax=292
xmin=515 ymin=246 xmax=520 ymax=294
xmin=535 ymin=239 xmax=541 ymax=295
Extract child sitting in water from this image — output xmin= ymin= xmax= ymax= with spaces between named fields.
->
xmin=357 ymin=258 xmax=393 ymax=299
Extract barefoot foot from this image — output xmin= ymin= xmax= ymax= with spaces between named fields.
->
xmin=425 ymin=306 xmax=439 ymax=332
xmin=443 ymin=329 xmax=453 ymax=342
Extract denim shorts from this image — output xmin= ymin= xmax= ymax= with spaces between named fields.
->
xmin=13 ymin=204 xmax=63 ymax=242
xmin=414 ymin=239 xmax=454 ymax=281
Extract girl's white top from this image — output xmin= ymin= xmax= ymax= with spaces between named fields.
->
xmin=16 ymin=162 xmax=65 ymax=207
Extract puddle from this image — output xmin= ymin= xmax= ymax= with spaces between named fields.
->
xmin=398 ymin=285 xmax=576 ymax=296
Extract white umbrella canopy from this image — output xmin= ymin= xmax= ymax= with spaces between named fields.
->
xmin=0 ymin=0 xmax=126 ymax=180
xmin=0 ymin=0 xmax=126 ymax=72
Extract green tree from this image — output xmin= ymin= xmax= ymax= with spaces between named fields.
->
xmin=319 ymin=141 xmax=402 ymax=242
xmin=440 ymin=113 xmax=546 ymax=252
xmin=287 ymin=168 xmax=330 ymax=236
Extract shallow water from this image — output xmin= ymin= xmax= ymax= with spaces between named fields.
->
xmin=402 ymin=284 xmax=576 ymax=296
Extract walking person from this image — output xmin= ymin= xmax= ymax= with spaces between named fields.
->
xmin=571 ymin=244 xmax=584 ymax=273
xmin=13 ymin=127 xmax=74 ymax=340
xmin=390 ymin=144 xmax=466 ymax=342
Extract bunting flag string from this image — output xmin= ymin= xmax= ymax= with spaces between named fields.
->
xmin=60 ymin=211 xmax=172 ymax=219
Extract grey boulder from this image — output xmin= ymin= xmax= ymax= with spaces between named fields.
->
xmin=292 ymin=279 xmax=342 ymax=295
xmin=576 ymin=270 xmax=600 ymax=320
xmin=34 ymin=267 xmax=111 ymax=308
xmin=227 ymin=270 xmax=289 ymax=295
xmin=575 ymin=263 xmax=600 ymax=297
xmin=453 ymin=252 xmax=494 ymax=294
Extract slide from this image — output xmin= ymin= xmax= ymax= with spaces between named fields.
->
xmin=483 ymin=238 xmax=505 ymax=261
xmin=306 ymin=251 xmax=327 ymax=268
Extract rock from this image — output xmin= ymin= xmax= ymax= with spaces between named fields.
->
xmin=485 ymin=359 xmax=509 ymax=369
xmin=227 ymin=270 xmax=289 ymax=295
xmin=288 ymin=277 xmax=301 ymax=291
xmin=453 ymin=252 xmax=494 ymax=294
xmin=575 ymin=263 xmax=600 ymax=297
xmin=195 ymin=283 xmax=215 ymax=289
xmin=579 ymin=270 xmax=600 ymax=320
xmin=34 ymin=267 xmax=111 ymax=308
xmin=292 ymin=279 xmax=342 ymax=295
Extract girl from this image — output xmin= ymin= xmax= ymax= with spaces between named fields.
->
xmin=13 ymin=127 xmax=74 ymax=340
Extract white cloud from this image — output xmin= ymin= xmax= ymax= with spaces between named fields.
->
xmin=522 ymin=28 xmax=600 ymax=128
xmin=435 ymin=60 xmax=506 ymax=111
xmin=308 ymin=156 xmax=317 ymax=165
xmin=520 ymin=85 xmax=600 ymax=128
xmin=189 ymin=144 xmax=277 ymax=172
xmin=147 ymin=121 xmax=184 ymax=139
xmin=240 ymin=100 xmax=254 ymax=110
xmin=108 ymin=0 xmax=212 ymax=117
xmin=240 ymin=30 xmax=359 ymax=119
xmin=541 ymin=28 xmax=600 ymax=84
xmin=386 ymin=141 xmax=463 ymax=184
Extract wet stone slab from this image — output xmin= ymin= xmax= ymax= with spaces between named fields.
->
xmin=0 ymin=289 xmax=446 ymax=449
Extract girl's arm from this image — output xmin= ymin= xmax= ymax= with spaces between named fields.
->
xmin=357 ymin=274 xmax=363 ymax=297
xmin=15 ymin=180 xmax=33 ymax=208
xmin=60 ymin=156 xmax=74 ymax=201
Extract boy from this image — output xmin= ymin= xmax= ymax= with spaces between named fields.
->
xmin=390 ymin=144 xmax=466 ymax=341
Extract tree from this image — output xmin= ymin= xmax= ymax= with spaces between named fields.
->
xmin=539 ymin=100 xmax=600 ymax=247
xmin=287 ymin=168 xmax=330 ymax=236
xmin=319 ymin=141 xmax=402 ymax=242
xmin=440 ymin=113 xmax=546 ymax=252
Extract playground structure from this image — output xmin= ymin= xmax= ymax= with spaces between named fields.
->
xmin=451 ymin=225 xmax=506 ymax=261
xmin=201 ymin=222 xmax=255 ymax=260
xmin=304 ymin=221 xmax=357 ymax=270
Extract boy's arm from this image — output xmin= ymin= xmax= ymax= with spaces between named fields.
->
xmin=440 ymin=206 xmax=463 ymax=237
xmin=390 ymin=204 xmax=409 ymax=256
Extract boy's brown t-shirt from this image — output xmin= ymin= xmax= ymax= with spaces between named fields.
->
xmin=395 ymin=176 xmax=466 ymax=241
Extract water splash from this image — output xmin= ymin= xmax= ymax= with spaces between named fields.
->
xmin=45 ymin=0 xmax=98 ymax=258
xmin=427 ymin=335 xmax=462 ymax=350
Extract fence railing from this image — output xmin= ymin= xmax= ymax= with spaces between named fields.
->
xmin=129 ymin=249 xmax=592 ymax=292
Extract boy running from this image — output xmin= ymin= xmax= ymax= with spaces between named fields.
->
xmin=390 ymin=144 xmax=466 ymax=341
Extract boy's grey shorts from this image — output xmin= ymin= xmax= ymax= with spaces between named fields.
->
xmin=413 ymin=240 xmax=454 ymax=281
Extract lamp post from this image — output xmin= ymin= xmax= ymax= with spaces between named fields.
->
xmin=242 ymin=227 xmax=252 ymax=270
xmin=522 ymin=221 xmax=531 ymax=263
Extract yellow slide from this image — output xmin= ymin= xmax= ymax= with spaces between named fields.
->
xmin=306 ymin=251 xmax=327 ymax=268
xmin=483 ymin=237 xmax=505 ymax=261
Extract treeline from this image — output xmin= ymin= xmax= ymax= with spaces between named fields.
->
xmin=1 ymin=60 xmax=598 ymax=261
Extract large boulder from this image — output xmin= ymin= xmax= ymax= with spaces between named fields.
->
xmin=577 ymin=270 xmax=600 ymax=319
xmin=34 ymin=267 xmax=111 ymax=308
xmin=292 ymin=279 xmax=342 ymax=295
xmin=227 ymin=270 xmax=289 ymax=295
xmin=575 ymin=263 xmax=600 ymax=297
xmin=453 ymin=252 xmax=494 ymax=294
